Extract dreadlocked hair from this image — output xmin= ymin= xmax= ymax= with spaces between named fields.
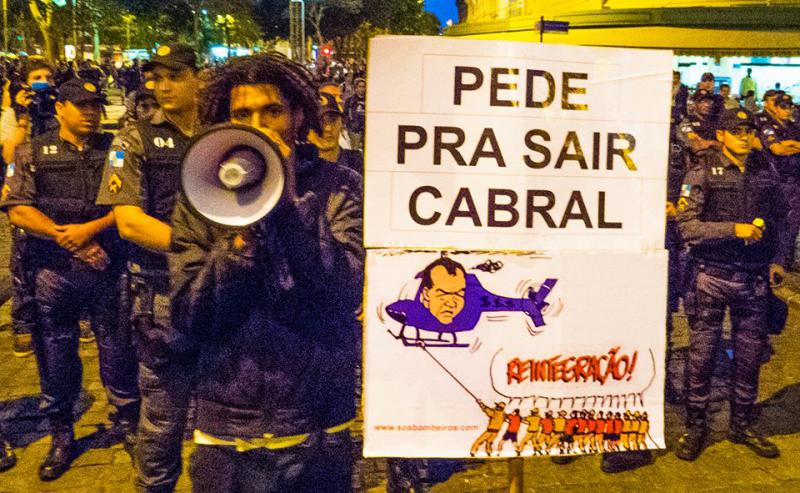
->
xmin=200 ymin=52 xmax=322 ymax=140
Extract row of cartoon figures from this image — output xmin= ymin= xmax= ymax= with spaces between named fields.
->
xmin=470 ymin=401 xmax=653 ymax=457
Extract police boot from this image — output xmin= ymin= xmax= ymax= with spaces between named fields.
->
xmin=0 ymin=438 xmax=16 ymax=472
xmin=39 ymin=428 xmax=75 ymax=481
xmin=601 ymin=450 xmax=652 ymax=473
xmin=675 ymin=421 xmax=707 ymax=462
xmin=729 ymin=411 xmax=779 ymax=459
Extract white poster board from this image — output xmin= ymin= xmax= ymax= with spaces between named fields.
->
xmin=364 ymin=36 xmax=672 ymax=252
xmin=362 ymin=37 xmax=671 ymax=458
xmin=363 ymin=250 xmax=667 ymax=458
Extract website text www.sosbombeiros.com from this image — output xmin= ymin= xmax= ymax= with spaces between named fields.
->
xmin=374 ymin=424 xmax=481 ymax=432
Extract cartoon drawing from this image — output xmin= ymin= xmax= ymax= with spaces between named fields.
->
xmin=516 ymin=408 xmax=542 ymax=456
xmin=497 ymin=409 xmax=522 ymax=455
xmin=469 ymin=401 xmax=507 ymax=457
xmin=385 ymin=257 xmax=558 ymax=348
xmin=467 ymin=402 xmax=653 ymax=458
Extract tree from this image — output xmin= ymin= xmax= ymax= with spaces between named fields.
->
xmin=306 ymin=0 xmax=359 ymax=45
xmin=28 ymin=0 xmax=55 ymax=62
xmin=333 ymin=20 xmax=385 ymax=61
xmin=364 ymin=0 xmax=439 ymax=35
xmin=252 ymin=0 xmax=289 ymax=40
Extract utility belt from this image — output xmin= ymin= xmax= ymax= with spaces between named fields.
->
xmin=694 ymin=261 xmax=767 ymax=283
xmin=684 ymin=259 xmax=768 ymax=317
xmin=193 ymin=419 xmax=354 ymax=452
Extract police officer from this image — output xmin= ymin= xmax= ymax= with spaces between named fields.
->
xmin=0 ymin=79 xmax=140 ymax=480
xmin=665 ymin=118 xmax=686 ymax=406
xmin=756 ymin=92 xmax=800 ymax=266
xmin=676 ymin=89 xmax=722 ymax=165
xmin=694 ymin=72 xmax=724 ymax=121
xmin=95 ymin=43 xmax=200 ymax=493
xmin=753 ymin=89 xmax=784 ymax=129
xmin=675 ymin=108 xmax=789 ymax=461
xmin=666 ymin=88 xmax=723 ymax=404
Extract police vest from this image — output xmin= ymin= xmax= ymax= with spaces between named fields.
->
xmin=29 ymin=130 xmax=116 ymax=268
xmin=694 ymin=153 xmax=778 ymax=269
xmin=136 ymin=120 xmax=189 ymax=223
xmin=130 ymin=119 xmax=190 ymax=271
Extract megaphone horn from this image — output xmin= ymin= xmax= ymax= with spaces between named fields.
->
xmin=181 ymin=123 xmax=287 ymax=228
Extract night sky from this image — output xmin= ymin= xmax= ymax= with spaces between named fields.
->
xmin=425 ymin=0 xmax=459 ymax=27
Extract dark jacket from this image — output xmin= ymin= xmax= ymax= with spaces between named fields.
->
xmin=169 ymin=157 xmax=364 ymax=439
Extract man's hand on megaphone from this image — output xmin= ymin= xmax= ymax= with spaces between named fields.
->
xmin=252 ymin=124 xmax=298 ymax=202
xmin=252 ymin=126 xmax=292 ymax=160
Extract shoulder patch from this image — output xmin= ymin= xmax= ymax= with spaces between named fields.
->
xmin=108 ymin=150 xmax=125 ymax=168
xmin=680 ymin=184 xmax=692 ymax=197
xmin=108 ymin=174 xmax=122 ymax=194
xmin=5 ymin=163 xmax=14 ymax=178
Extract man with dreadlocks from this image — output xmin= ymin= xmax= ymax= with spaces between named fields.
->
xmin=169 ymin=53 xmax=363 ymax=491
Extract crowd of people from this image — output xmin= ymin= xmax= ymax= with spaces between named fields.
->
xmin=0 ymin=45 xmax=366 ymax=492
xmin=0 ymin=45 xmax=795 ymax=492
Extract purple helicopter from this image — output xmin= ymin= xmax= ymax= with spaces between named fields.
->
xmin=385 ymin=273 xmax=557 ymax=348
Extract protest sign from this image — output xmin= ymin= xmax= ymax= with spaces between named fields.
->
xmin=363 ymin=37 xmax=671 ymax=458
xmin=364 ymin=36 xmax=672 ymax=251
xmin=363 ymin=250 xmax=667 ymax=458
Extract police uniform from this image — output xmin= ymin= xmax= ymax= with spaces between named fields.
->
xmin=676 ymin=90 xmax=720 ymax=161
xmin=667 ymin=122 xmax=688 ymax=317
xmin=676 ymin=109 xmax=789 ymax=458
xmin=95 ymin=45 xmax=196 ymax=492
xmin=757 ymin=94 xmax=800 ymax=265
xmin=0 ymin=81 xmax=140 ymax=468
xmin=753 ymin=89 xmax=784 ymax=130
xmin=666 ymin=92 xmax=720 ymax=403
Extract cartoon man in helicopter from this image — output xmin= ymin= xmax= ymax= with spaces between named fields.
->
xmin=385 ymin=257 xmax=557 ymax=348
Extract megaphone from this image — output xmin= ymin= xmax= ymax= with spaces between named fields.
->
xmin=181 ymin=123 xmax=287 ymax=228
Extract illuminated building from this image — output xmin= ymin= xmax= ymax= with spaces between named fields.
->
xmin=447 ymin=1 xmax=800 ymax=97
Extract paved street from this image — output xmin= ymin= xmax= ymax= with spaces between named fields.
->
xmin=0 ymin=98 xmax=798 ymax=491
xmin=1 ymin=273 xmax=799 ymax=492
